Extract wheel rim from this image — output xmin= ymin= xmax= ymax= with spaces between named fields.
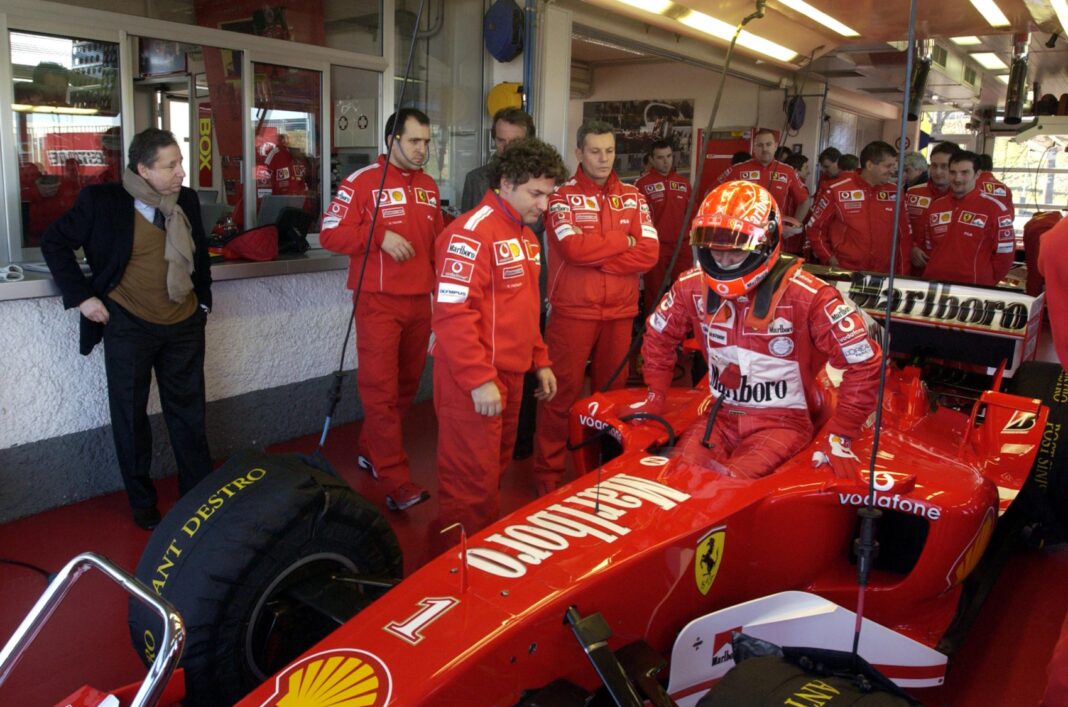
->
xmin=245 ymin=552 xmax=360 ymax=680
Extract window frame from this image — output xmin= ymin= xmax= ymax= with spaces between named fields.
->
xmin=0 ymin=0 xmax=389 ymax=264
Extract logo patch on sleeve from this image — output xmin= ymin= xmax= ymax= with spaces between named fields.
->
xmin=442 ymin=258 xmax=474 ymax=283
xmin=336 ymin=186 xmax=354 ymax=204
xmin=446 ymin=234 xmax=480 ymax=260
xmin=327 ymin=202 xmax=349 ymax=218
xmin=841 ymin=340 xmax=875 ymax=363
xmin=437 ymin=283 xmax=469 ymax=303
xmin=824 ymin=301 xmax=853 ymax=325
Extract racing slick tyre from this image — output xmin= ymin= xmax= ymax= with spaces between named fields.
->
xmin=128 ymin=449 xmax=402 ymax=706
xmin=1005 ymin=361 xmax=1068 ymax=537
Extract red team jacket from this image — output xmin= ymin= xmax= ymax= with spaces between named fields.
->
xmin=805 ymin=174 xmax=910 ymax=274
xmin=904 ymin=182 xmax=950 ymax=253
xmin=634 ymin=170 xmax=691 ymax=245
xmin=431 ymin=191 xmax=551 ymax=391
xmin=643 ymin=266 xmax=881 ymax=439
xmin=976 ymin=171 xmax=1014 ymax=214
xmin=545 ymin=167 xmax=659 ymax=320
xmin=717 ymin=158 xmax=809 ymax=218
xmin=320 ymin=155 xmax=444 ymax=293
xmin=922 ymin=188 xmax=1015 ymax=286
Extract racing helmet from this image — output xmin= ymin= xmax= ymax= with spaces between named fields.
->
xmin=690 ymin=180 xmax=781 ymax=299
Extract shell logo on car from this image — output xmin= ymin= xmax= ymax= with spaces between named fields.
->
xmin=260 ymin=649 xmax=392 ymax=707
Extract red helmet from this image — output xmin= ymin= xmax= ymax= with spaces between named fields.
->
xmin=690 ymin=180 xmax=781 ymax=299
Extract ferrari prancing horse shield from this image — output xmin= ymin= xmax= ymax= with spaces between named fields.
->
xmin=695 ymin=526 xmax=725 ymax=596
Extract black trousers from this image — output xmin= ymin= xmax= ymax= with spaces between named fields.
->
xmin=103 ymin=301 xmax=212 ymax=509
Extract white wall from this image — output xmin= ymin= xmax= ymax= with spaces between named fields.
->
xmin=0 ymin=271 xmax=355 ymax=449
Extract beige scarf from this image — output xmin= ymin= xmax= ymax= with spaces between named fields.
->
xmin=122 ymin=168 xmax=195 ymax=303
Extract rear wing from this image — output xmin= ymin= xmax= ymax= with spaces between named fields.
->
xmin=818 ymin=269 xmax=1045 ymax=378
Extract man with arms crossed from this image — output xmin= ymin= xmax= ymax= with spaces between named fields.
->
xmin=320 ymin=109 xmax=443 ymax=511
xmin=533 ymin=121 xmax=659 ymax=495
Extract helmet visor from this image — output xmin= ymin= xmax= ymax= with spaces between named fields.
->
xmin=690 ymin=223 xmax=768 ymax=251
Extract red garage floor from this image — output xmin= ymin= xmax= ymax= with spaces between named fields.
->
xmin=1 ymin=402 xmax=1067 ymax=705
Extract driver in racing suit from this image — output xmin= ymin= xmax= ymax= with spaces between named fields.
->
xmin=639 ymin=181 xmax=882 ymax=479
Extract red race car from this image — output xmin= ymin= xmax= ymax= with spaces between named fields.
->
xmin=3 ymin=273 xmax=1061 ymax=706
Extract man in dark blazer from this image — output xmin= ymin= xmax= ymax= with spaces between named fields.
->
xmin=42 ymin=128 xmax=213 ymax=530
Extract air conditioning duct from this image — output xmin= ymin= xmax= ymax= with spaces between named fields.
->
xmin=907 ymin=40 xmax=931 ymax=121
xmin=1004 ymin=33 xmax=1030 ymax=125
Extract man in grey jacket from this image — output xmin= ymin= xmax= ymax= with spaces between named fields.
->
xmin=461 ymin=107 xmax=536 ymax=210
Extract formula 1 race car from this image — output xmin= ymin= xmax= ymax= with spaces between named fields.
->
xmin=3 ymin=272 xmax=1064 ymax=707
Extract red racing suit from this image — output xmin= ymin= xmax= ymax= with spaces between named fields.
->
xmin=805 ymin=174 xmax=910 ymax=273
xmin=263 ymin=143 xmax=307 ymax=196
xmin=905 ymin=182 xmax=949 ymax=254
xmin=921 ymin=187 xmax=1015 ymax=286
xmin=1024 ymin=211 xmax=1063 ymax=296
xmin=320 ymin=154 xmax=443 ymax=485
xmin=643 ymin=260 xmax=880 ymax=478
xmin=717 ymin=158 xmax=809 ymax=254
xmin=1039 ymin=218 xmax=1068 ymax=365
xmin=534 ymin=166 xmax=659 ymax=486
xmin=976 ymin=171 xmax=1015 ymax=217
xmin=635 ymin=169 xmax=693 ymax=311
xmin=431 ymin=191 xmax=551 ymax=542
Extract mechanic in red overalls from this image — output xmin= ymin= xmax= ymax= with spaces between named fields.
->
xmin=1024 ymin=210 xmax=1063 ymax=296
xmin=430 ymin=139 xmax=566 ymax=550
xmin=320 ymin=108 xmax=443 ymax=511
xmin=921 ymin=150 xmax=1015 ymax=286
xmin=635 ymin=138 xmax=692 ymax=313
xmin=805 ymin=140 xmax=910 ymax=273
xmin=716 ymin=128 xmax=811 ymax=255
xmin=533 ymin=120 xmax=659 ymax=495
xmin=639 ymin=181 xmax=881 ymax=480
xmin=906 ymin=141 xmax=957 ymax=272
xmin=976 ymin=153 xmax=1015 ymax=223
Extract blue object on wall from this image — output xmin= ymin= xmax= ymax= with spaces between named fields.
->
xmin=484 ymin=0 xmax=524 ymax=63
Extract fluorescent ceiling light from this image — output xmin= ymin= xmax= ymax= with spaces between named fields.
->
xmin=971 ymin=52 xmax=1008 ymax=69
xmin=776 ymin=0 xmax=859 ymax=37
xmin=615 ymin=0 xmax=672 ymax=13
xmin=679 ymin=10 xmax=799 ymax=62
xmin=968 ymin=0 xmax=1010 ymax=28
xmin=13 ymin=103 xmax=99 ymax=115
xmin=950 ymin=36 xmax=983 ymax=45
xmin=1053 ymin=0 xmax=1068 ymax=38
xmin=996 ymin=74 xmax=1009 ymax=83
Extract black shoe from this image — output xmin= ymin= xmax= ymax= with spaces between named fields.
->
xmin=132 ymin=506 xmax=161 ymax=530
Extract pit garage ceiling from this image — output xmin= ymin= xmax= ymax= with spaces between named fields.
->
xmin=578 ymin=0 xmax=1068 ymax=113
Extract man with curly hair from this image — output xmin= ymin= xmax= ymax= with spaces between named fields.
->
xmin=431 ymin=138 xmax=566 ymax=550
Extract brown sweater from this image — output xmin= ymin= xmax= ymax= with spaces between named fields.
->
xmin=108 ymin=212 xmax=198 ymax=324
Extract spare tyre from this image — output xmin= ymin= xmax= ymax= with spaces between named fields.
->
xmin=128 ymin=449 xmax=402 ymax=706
xmin=1004 ymin=362 xmax=1068 ymax=534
